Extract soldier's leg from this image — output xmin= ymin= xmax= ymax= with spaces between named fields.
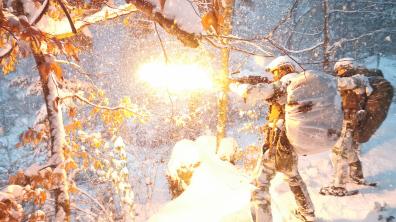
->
xmin=283 ymin=153 xmax=315 ymax=221
xmin=277 ymin=131 xmax=315 ymax=221
xmin=348 ymin=141 xmax=364 ymax=183
xmin=320 ymin=120 xmax=352 ymax=196
xmin=251 ymin=150 xmax=276 ymax=222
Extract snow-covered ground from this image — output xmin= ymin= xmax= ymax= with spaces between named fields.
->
xmin=143 ymin=56 xmax=396 ymax=222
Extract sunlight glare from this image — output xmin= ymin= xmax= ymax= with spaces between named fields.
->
xmin=138 ymin=63 xmax=213 ymax=92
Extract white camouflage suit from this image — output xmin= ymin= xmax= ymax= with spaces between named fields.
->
xmin=331 ymin=75 xmax=371 ymax=187
xmin=247 ymin=75 xmax=315 ymax=221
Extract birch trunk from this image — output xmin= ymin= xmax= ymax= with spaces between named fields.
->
xmin=215 ymin=0 xmax=234 ymax=150
xmin=31 ymin=42 xmax=71 ymax=222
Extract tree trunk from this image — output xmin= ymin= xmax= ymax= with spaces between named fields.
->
xmin=322 ymin=0 xmax=330 ymax=72
xmin=30 ymin=41 xmax=71 ymax=222
xmin=215 ymin=0 xmax=234 ymax=150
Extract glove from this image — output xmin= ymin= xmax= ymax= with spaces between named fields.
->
xmin=356 ymin=109 xmax=366 ymax=121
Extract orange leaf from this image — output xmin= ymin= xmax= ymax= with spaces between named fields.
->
xmin=69 ymin=183 xmax=79 ymax=193
xmin=65 ymin=160 xmax=78 ymax=171
xmin=93 ymin=160 xmax=103 ymax=170
xmin=50 ymin=62 xmax=63 ymax=80
xmin=68 ymin=107 xmax=77 ymax=118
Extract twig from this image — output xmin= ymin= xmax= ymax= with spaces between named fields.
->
xmin=75 ymin=187 xmax=114 ymax=222
xmin=70 ymin=203 xmax=98 ymax=218
xmin=30 ymin=0 xmax=50 ymax=25
xmin=203 ymin=36 xmax=273 ymax=57
xmin=59 ymin=94 xmax=146 ymax=120
xmin=268 ymin=0 xmax=299 ymax=37
xmin=55 ymin=0 xmax=77 ymax=33
xmin=153 ymin=22 xmax=169 ymax=64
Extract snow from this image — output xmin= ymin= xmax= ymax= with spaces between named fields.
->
xmin=46 ymin=72 xmax=66 ymax=154
xmin=0 ymin=43 xmax=12 ymax=57
xmin=24 ymin=163 xmax=41 ymax=177
xmin=167 ymin=139 xmax=200 ymax=179
xmin=33 ymin=104 xmax=47 ymax=126
xmin=147 ymin=0 xmax=202 ymax=34
xmin=265 ymin=56 xmax=304 ymax=73
xmin=167 ymin=136 xmax=241 ymax=179
xmin=21 ymin=2 xmax=138 ymax=38
xmin=0 ymin=185 xmax=26 ymax=201
xmin=150 ymin=153 xmax=254 ymax=222
xmin=218 ymin=137 xmax=240 ymax=163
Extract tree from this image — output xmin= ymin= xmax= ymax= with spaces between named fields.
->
xmin=1 ymin=1 xmax=139 ymax=221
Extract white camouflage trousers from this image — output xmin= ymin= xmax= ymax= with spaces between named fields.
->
xmin=331 ymin=119 xmax=362 ymax=187
xmin=251 ymin=135 xmax=315 ymax=221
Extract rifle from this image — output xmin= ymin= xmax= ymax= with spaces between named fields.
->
xmin=229 ymin=75 xmax=272 ymax=85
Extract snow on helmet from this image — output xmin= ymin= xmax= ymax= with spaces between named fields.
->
xmin=333 ymin=57 xmax=356 ymax=73
xmin=265 ymin=56 xmax=303 ymax=74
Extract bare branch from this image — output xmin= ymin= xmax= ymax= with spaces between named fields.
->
xmin=74 ymin=187 xmax=114 ymax=222
xmin=154 ymin=22 xmax=169 ymax=63
xmin=59 ymin=94 xmax=146 ymax=120
xmin=268 ymin=0 xmax=299 ymax=38
xmin=329 ymin=28 xmax=396 ymax=52
xmin=203 ymin=37 xmax=273 ymax=57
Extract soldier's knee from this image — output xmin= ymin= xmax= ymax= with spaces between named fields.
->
xmin=286 ymin=175 xmax=304 ymax=186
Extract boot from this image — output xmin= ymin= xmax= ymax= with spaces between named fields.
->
xmin=294 ymin=209 xmax=315 ymax=222
xmin=319 ymin=186 xmax=348 ymax=196
xmin=349 ymin=161 xmax=364 ymax=184
xmin=251 ymin=203 xmax=272 ymax=222
xmin=289 ymin=184 xmax=315 ymax=221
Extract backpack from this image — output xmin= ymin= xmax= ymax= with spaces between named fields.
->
xmin=356 ymin=72 xmax=393 ymax=143
xmin=346 ymin=67 xmax=384 ymax=78
xmin=285 ymin=71 xmax=343 ymax=155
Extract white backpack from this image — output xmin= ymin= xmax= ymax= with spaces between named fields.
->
xmin=285 ymin=70 xmax=343 ymax=155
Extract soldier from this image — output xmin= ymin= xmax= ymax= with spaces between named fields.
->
xmin=320 ymin=58 xmax=374 ymax=196
xmin=247 ymin=56 xmax=315 ymax=222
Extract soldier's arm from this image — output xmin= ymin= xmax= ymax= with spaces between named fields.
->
xmin=246 ymin=80 xmax=285 ymax=102
xmin=338 ymin=74 xmax=370 ymax=91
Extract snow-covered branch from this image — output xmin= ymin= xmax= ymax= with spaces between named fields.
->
xmin=126 ymin=0 xmax=201 ymax=48
xmin=0 ymin=43 xmax=13 ymax=59
xmin=275 ymin=40 xmax=324 ymax=54
xmin=36 ymin=4 xmax=138 ymax=39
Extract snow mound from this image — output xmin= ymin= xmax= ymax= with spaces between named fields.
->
xmin=166 ymin=136 xmax=241 ymax=198
xmin=167 ymin=136 xmax=241 ymax=179
xmin=151 ymin=151 xmax=253 ymax=222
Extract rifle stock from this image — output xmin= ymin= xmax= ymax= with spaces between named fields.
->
xmin=229 ymin=76 xmax=271 ymax=85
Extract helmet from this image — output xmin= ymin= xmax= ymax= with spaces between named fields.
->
xmin=333 ymin=58 xmax=356 ymax=73
xmin=265 ymin=56 xmax=303 ymax=74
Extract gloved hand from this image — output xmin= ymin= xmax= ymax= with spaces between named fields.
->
xmin=356 ymin=109 xmax=367 ymax=121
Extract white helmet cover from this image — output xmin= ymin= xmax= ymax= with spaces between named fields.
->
xmin=334 ymin=57 xmax=356 ymax=72
xmin=265 ymin=56 xmax=304 ymax=73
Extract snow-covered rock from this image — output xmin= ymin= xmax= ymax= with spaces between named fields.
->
xmin=166 ymin=136 xmax=241 ymax=198
xmin=151 ymin=149 xmax=253 ymax=222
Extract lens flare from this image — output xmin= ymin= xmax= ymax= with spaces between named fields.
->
xmin=138 ymin=62 xmax=213 ymax=92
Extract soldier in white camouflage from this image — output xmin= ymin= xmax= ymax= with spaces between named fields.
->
xmin=320 ymin=58 xmax=374 ymax=196
xmin=249 ymin=56 xmax=315 ymax=222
